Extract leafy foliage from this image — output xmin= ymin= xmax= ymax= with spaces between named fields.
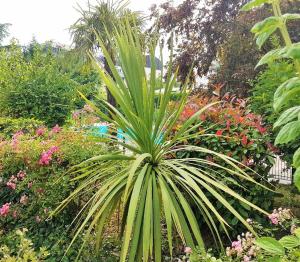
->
xmin=0 ymin=42 xmax=77 ymax=126
xmin=250 ymin=60 xmax=299 ymax=164
xmin=173 ymin=95 xmax=275 ymax=233
xmin=0 ymin=117 xmax=44 ymax=139
xmin=70 ymin=0 xmax=142 ymax=107
xmin=54 ymin=22 xmax=269 ymax=262
xmin=0 ymin=228 xmax=50 ymax=262
xmin=149 ymin=0 xmax=249 ymax=83
xmin=0 ymin=23 xmax=10 ymax=45
xmin=242 ymin=0 xmax=300 ymax=190
xmin=0 ymin=127 xmax=108 ymax=261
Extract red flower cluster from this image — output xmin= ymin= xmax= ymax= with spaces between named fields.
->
xmin=177 ymin=95 xmax=270 ymax=148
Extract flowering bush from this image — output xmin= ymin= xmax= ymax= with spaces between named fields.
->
xmin=0 ymin=117 xmax=44 ymax=139
xmin=178 ymin=208 xmax=300 ymax=261
xmin=0 ymin=125 xmax=108 ymax=260
xmin=172 ymin=95 xmax=276 ymax=234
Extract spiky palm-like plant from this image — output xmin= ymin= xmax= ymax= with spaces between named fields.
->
xmin=55 ymin=23 xmax=268 ymax=261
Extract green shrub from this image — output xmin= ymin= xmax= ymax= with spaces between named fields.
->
xmin=0 ymin=117 xmax=44 ymax=139
xmin=173 ymin=95 xmax=276 ymax=235
xmin=0 ymin=127 xmax=108 ymax=260
xmin=0 ymin=42 xmax=77 ymax=126
xmin=0 ymin=228 xmax=50 ymax=261
xmin=250 ymin=61 xmax=299 ymax=164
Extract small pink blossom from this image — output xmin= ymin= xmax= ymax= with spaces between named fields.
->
xmin=36 ymin=127 xmax=46 ymax=136
xmin=6 ymin=181 xmax=16 ymax=190
xmin=243 ymin=255 xmax=250 ymax=262
xmin=17 ymin=170 xmax=26 ymax=180
xmin=268 ymin=213 xmax=279 ymax=225
xmin=232 ymin=240 xmax=243 ymax=253
xmin=39 ymin=151 xmax=52 ymax=165
xmin=83 ymin=104 xmax=94 ymax=113
xmin=49 ymin=146 xmax=59 ymax=153
xmin=72 ymin=111 xmax=80 ymax=120
xmin=28 ymin=181 xmax=33 ymax=188
xmin=6 ymin=175 xmax=17 ymax=190
xmin=13 ymin=210 xmax=18 ymax=219
xmin=39 ymin=146 xmax=59 ymax=166
xmin=20 ymin=195 xmax=29 ymax=205
xmin=51 ymin=124 xmax=61 ymax=134
xmin=184 ymin=247 xmax=192 ymax=254
xmin=12 ymin=130 xmax=24 ymax=140
xmin=0 ymin=203 xmax=10 ymax=216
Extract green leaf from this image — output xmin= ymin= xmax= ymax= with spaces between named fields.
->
xmin=283 ymin=13 xmax=300 ymax=21
xmin=255 ymin=237 xmax=285 ymax=256
xmin=294 ymin=228 xmax=300 ymax=239
xmin=251 ymin=17 xmax=281 ymax=35
xmin=275 ymin=120 xmax=300 ymax=145
xmin=294 ymin=168 xmax=300 ymax=192
xmin=241 ymin=0 xmax=271 ymax=11
xmin=274 ymin=107 xmax=300 ymax=128
xmin=279 ymin=236 xmax=300 ymax=249
xmin=274 ymin=77 xmax=300 ymax=103
xmin=256 ymin=27 xmax=277 ymax=49
xmin=266 ymin=257 xmax=282 ymax=262
xmin=287 ymin=44 xmax=300 ymax=60
xmin=293 ymin=147 xmax=300 ymax=168
xmin=256 ymin=48 xmax=287 ymax=67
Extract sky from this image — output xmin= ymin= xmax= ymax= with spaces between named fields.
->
xmin=0 ymin=0 xmax=182 ymax=46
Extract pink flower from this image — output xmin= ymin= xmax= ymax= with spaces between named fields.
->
xmin=12 ymin=131 xmax=24 ymax=140
xmin=6 ymin=175 xmax=17 ymax=190
xmin=20 ymin=195 xmax=29 ymax=205
xmin=17 ymin=170 xmax=26 ymax=180
xmin=28 ymin=181 xmax=33 ymax=188
xmin=72 ymin=111 xmax=80 ymax=120
xmin=6 ymin=181 xmax=16 ymax=190
xmin=0 ymin=203 xmax=10 ymax=217
xmin=51 ymin=124 xmax=61 ymax=133
xmin=232 ymin=240 xmax=243 ymax=253
xmin=243 ymin=255 xmax=250 ymax=262
xmin=39 ymin=146 xmax=59 ymax=166
xmin=39 ymin=151 xmax=52 ymax=165
xmin=184 ymin=247 xmax=192 ymax=254
xmin=83 ymin=104 xmax=94 ymax=113
xmin=36 ymin=127 xmax=46 ymax=136
xmin=49 ymin=146 xmax=59 ymax=153
xmin=268 ymin=213 xmax=279 ymax=225
xmin=13 ymin=210 xmax=18 ymax=219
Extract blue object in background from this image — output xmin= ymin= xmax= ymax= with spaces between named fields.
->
xmin=91 ymin=124 xmax=163 ymax=144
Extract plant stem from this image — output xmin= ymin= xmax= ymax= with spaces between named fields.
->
xmin=272 ymin=0 xmax=300 ymax=74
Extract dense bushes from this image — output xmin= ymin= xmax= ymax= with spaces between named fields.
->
xmin=0 ymin=117 xmax=44 ymax=139
xmin=173 ymin=95 xmax=276 ymax=235
xmin=0 ymin=125 xmax=108 ymax=260
xmin=250 ymin=61 xmax=299 ymax=165
xmin=0 ymin=42 xmax=77 ymax=126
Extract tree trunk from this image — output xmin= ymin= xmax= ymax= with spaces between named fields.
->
xmin=104 ymin=58 xmax=117 ymax=108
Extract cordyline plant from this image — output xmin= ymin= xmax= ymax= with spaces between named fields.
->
xmin=53 ymin=22 xmax=268 ymax=261
xmin=242 ymin=0 xmax=300 ymax=190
